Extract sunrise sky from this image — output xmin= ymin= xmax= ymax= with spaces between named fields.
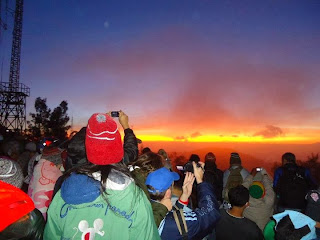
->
xmin=1 ymin=1 xmax=319 ymax=144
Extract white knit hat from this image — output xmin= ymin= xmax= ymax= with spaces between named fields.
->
xmin=0 ymin=158 xmax=23 ymax=188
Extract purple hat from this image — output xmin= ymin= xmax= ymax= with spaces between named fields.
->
xmin=145 ymin=167 xmax=180 ymax=193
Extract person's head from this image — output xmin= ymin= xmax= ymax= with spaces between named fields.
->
xmin=86 ymin=113 xmax=124 ymax=165
xmin=230 ymin=152 xmax=241 ymax=166
xmin=146 ymin=167 xmax=180 ymax=201
xmin=42 ymin=145 xmax=64 ymax=168
xmin=25 ymin=142 xmax=36 ymax=152
xmin=249 ymin=181 xmax=265 ymax=199
xmin=66 ymin=127 xmax=87 ymax=171
xmin=205 ymin=152 xmax=216 ymax=163
xmin=158 ymin=149 xmax=168 ymax=160
xmin=228 ymin=185 xmax=249 ymax=208
xmin=0 ymin=181 xmax=35 ymax=232
xmin=63 ymin=113 xmax=129 ymax=203
xmin=282 ymin=152 xmax=296 ymax=165
xmin=189 ymin=154 xmax=200 ymax=163
xmin=141 ymin=147 xmax=151 ymax=154
xmin=1 ymin=140 xmax=22 ymax=160
xmin=204 ymin=152 xmax=217 ymax=171
xmin=133 ymin=152 xmax=164 ymax=177
xmin=0 ymin=158 xmax=23 ymax=188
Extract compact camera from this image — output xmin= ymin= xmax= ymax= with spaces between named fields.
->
xmin=111 ymin=111 xmax=119 ymax=117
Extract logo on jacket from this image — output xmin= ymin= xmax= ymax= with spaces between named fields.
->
xmin=78 ymin=218 xmax=105 ymax=240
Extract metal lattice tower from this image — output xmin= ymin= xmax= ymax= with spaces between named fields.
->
xmin=0 ymin=0 xmax=30 ymax=132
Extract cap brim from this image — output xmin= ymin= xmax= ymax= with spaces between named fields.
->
xmin=171 ymin=171 xmax=180 ymax=181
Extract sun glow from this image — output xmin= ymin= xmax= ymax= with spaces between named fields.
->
xmin=137 ymin=134 xmax=310 ymax=143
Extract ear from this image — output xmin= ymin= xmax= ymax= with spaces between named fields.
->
xmin=164 ymin=188 xmax=172 ymax=199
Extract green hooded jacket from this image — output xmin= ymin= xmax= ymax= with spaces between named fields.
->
xmin=44 ymin=171 xmax=160 ymax=240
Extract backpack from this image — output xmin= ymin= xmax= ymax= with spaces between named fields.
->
xmin=223 ymin=166 xmax=243 ymax=202
xmin=277 ymin=166 xmax=309 ymax=209
xmin=304 ymin=189 xmax=320 ymax=222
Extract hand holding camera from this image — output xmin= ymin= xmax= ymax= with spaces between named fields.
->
xmin=193 ymin=161 xmax=205 ymax=184
xmin=180 ymin=172 xmax=195 ymax=202
xmin=107 ymin=110 xmax=130 ymax=130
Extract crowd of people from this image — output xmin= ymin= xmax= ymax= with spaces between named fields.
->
xmin=0 ymin=111 xmax=319 ymax=239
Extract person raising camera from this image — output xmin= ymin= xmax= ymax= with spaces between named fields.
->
xmin=242 ymin=167 xmax=275 ymax=231
xmin=145 ymin=161 xmax=221 ymax=240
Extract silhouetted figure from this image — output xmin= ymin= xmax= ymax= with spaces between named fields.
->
xmin=203 ymin=152 xmax=223 ymax=203
xmin=273 ymin=152 xmax=317 ymax=212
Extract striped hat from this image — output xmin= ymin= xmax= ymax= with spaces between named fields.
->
xmin=249 ymin=181 xmax=265 ymax=199
xmin=85 ymin=113 xmax=124 ymax=165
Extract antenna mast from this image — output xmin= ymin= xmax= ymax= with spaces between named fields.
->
xmin=0 ymin=0 xmax=30 ymax=133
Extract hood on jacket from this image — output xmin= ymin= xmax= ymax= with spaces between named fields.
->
xmin=61 ymin=173 xmax=100 ymax=205
xmin=61 ymin=170 xmax=134 ymax=205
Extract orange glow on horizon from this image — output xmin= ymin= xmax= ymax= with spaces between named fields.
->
xmin=137 ymin=134 xmax=314 ymax=144
xmin=69 ymin=125 xmax=319 ymax=144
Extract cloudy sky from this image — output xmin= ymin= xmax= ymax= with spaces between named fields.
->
xmin=1 ymin=0 xmax=319 ymax=143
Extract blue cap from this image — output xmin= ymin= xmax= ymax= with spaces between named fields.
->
xmin=145 ymin=167 xmax=180 ymax=193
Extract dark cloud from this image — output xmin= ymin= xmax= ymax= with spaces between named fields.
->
xmin=191 ymin=132 xmax=202 ymax=138
xmin=253 ymin=125 xmax=284 ymax=138
xmin=175 ymin=136 xmax=187 ymax=141
xmin=232 ymin=135 xmax=239 ymax=138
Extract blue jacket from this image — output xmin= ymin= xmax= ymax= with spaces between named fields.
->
xmin=159 ymin=182 xmax=221 ymax=240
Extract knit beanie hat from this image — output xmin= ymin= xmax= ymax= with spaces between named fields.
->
xmin=0 ymin=180 xmax=35 ymax=231
xmin=0 ymin=158 xmax=23 ymax=188
xmin=42 ymin=146 xmax=63 ymax=166
xmin=249 ymin=181 xmax=265 ymax=199
xmin=230 ymin=152 xmax=241 ymax=165
xmin=25 ymin=142 xmax=36 ymax=152
xmin=85 ymin=113 xmax=124 ymax=165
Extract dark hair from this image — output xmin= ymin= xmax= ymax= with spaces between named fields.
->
xmin=204 ymin=152 xmax=217 ymax=171
xmin=282 ymin=152 xmax=296 ymax=164
xmin=189 ymin=154 xmax=200 ymax=163
xmin=66 ymin=127 xmax=87 ymax=171
xmin=146 ymin=185 xmax=167 ymax=201
xmin=158 ymin=149 xmax=168 ymax=159
xmin=141 ymin=147 xmax=151 ymax=154
xmin=228 ymin=185 xmax=249 ymax=207
xmin=133 ymin=152 xmax=164 ymax=178
xmin=205 ymin=152 xmax=216 ymax=162
xmin=62 ymin=161 xmax=132 ymax=204
xmin=275 ymin=215 xmax=310 ymax=240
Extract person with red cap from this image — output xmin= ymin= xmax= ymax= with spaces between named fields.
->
xmin=44 ymin=112 xmax=160 ymax=240
xmin=0 ymin=180 xmax=45 ymax=239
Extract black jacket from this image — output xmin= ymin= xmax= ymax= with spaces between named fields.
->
xmin=122 ymin=128 xmax=139 ymax=164
xmin=0 ymin=208 xmax=45 ymax=240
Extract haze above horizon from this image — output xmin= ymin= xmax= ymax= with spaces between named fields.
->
xmin=1 ymin=1 xmax=319 ymax=144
